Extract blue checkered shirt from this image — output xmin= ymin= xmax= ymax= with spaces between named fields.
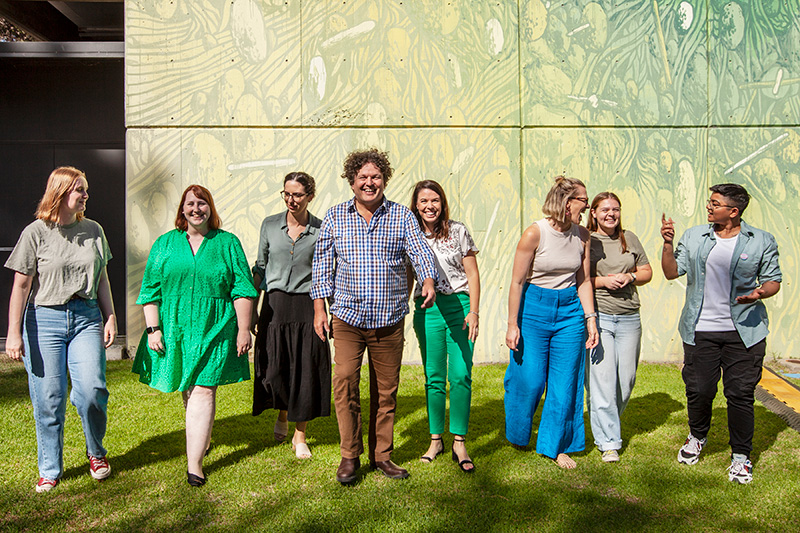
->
xmin=310 ymin=197 xmax=436 ymax=329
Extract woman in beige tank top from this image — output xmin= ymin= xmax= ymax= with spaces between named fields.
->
xmin=504 ymin=176 xmax=599 ymax=469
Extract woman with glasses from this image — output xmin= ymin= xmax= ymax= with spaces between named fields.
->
xmin=504 ymin=176 xmax=599 ymax=469
xmin=251 ymin=172 xmax=331 ymax=459
xmin=586 ymin=192 xmax=651 ymax=463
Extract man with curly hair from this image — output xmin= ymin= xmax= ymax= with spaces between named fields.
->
xmin=311 ymin=148 xmax=437 ymax=483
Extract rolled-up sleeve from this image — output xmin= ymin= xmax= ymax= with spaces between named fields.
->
xmin=674 ymin=234 xmax=690 ymax=277
xmin=758 ymin=233 xmax=782 ymax=283
xmin=310 ymin=211 xmax=335 ymax=300
xmin=403 ymin=211 xmax=436 ymax=282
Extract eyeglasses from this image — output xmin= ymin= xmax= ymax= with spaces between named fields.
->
xmin=570 ymin=196 xmax=589 ymax=205
xmin=707 ymin=198 xmax=734 ymax=210
xmin=280 ymin=191 xmax=308 ymax=201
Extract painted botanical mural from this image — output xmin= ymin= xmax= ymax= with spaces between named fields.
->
xmin=126 ymin=0 xmax=800 ymax=362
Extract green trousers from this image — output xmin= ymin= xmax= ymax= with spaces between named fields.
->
xmin=413 ymin=292 xmax=474 ymax=435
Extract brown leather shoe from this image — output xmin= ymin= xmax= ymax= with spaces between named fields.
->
xmin=371 ymin=460 xmax=409 ymax=479
xmin=336 ymin=457 xmax=360 ymax=484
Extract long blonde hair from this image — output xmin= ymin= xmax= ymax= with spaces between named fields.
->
xmin=35 ymin=166 xmax=87 ymax=224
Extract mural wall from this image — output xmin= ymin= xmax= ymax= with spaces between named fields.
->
xmin=126 ymin=0 xmax=800 ymax=362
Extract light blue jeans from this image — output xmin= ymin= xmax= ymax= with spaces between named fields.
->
xmin=22 ymin=299 xmax=109 ymax=480
xmin=586 ymin=312 xmax=642 ymax=452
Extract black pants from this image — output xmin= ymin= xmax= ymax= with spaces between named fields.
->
xmin=682 ymin=331 xmax=765 ymax=456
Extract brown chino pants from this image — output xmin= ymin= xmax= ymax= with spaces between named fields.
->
xmin=331 ymin=316 xmax=404 ymax=462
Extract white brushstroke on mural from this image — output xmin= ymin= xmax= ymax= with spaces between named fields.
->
xmin=481 ymin=201 xmax=501 ymax=252
xmin=447 ymin=53 xmax=463 ymax=88
xmin=725 ymin=133 xmax=789 ymax=175
xmin=321 ymin=21 xmax=377 ymax=49
xmin=230 ymin=0 xmax=269 ymax=63
xmin=486 ymin=19 xmax=504 ymax=55
xmin=678 ymin=2 xmax=694 ymax=31
xmin=310 ymin=56 xmax=327 ymax=100
xmin=773 ymin=68 xmax=784 ymax=95
xmin=567 ymin=23 xmax=590 ymax=37
xmin=451 ymin=147 xmax=475 ymax=174
xmin=567 ymin=94 xmax=618 ymax=108
xmin=227 ymin=158 xmax=297 ymax=171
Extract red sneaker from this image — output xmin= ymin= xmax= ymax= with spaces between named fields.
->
xmin=35 ymin=478 xmax=59 ymax=493
xmin=88 ymin=455 xmax=111 ymax=480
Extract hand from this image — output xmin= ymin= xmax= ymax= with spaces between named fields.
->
xmin=605 ymin=273 xmax=633 ymax=290
xmin=147 ymin=329 xmax=165 ymax=354
xmin=250 ymin=307 xmax=259 ymax=335
xmin=506 ymin=324 xmax=520 ymax=351
xmin=585 ymin=317 xmax=599 ymax=349
xmin=236 ymin=328 xmax=252 ymax=357
xmin=463 ymin=312 xmax=479 ymax=343
xmin=314 ymin=308 xmax=330 ymax=341
xmin=104 ymin=316 xmax=117 ymax=348
xmin=661 ymin=213 xmax=675 ymax=244
xmin=736 ymin=288 xmax=765 ymax=304
xmin=5 ymin=332 xmax=24 ymax=361
xmin=420 ymin=278 xmax=436 ymax=309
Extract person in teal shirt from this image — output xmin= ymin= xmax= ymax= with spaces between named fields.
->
xmin=133 ymin=184 xmax=257 ymax=487
xmin=661 ymin=183 xmax=781 ymax=485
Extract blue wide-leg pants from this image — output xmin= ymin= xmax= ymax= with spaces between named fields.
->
xmin=504 ymin=283 xmax=585 ymax=458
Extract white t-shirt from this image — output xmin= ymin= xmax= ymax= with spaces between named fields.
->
xmin=413 ymin=220 xmax=478 ymax=298
xmin=696 ymin=233 xmax=737 ymax=332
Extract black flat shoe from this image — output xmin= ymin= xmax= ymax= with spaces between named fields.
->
xmin=187 ymin=472 xmax=206 ymax=487
xmin=420 ymin=436 xmax=444 ymax=463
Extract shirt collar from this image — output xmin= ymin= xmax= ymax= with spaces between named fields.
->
xmin=346 ymin=196 xmax=389 ymax=214
xmin=281 ymin=211 xmax=317 ymax=236
xmin=703 ymin=220 xmax=754 ymax=239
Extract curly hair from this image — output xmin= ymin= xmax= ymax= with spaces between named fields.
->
xmin=341 ymin=148 xmax=393 ymax=185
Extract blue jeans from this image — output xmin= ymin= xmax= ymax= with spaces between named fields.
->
xmin=504 ymin=284 xmax=585 ymax=458
xmin=587 ymin=312 xmax=642 ymax=451
xmin=22 ymin=299 xmax=109 ymax=480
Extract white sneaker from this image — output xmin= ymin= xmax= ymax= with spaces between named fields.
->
xmin=728 ymin=456 xmax=753 ymax=484
xmin=601 ymin=449 xmax=620 ymax=463
xmin=677 ymin=434 xmax=706 ymax=465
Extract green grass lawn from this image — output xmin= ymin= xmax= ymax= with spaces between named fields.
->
xmin=1 ymin=357 xmax=798 ymax=532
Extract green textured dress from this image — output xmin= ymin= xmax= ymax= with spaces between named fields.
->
xmin=133 ymin=229 xmax=258 ymax=393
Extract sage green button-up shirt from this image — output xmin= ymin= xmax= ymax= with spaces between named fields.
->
xmin=252 ymin=211 xmax=321 ymax=294
xmin=674 ymin=221 xmax=782 ymax=348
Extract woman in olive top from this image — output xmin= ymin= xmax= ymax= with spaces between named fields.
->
xmin=133 ymin=184 xmax=257 ymax=487
xmin=5 ymin=166 xmax=116 ymax=492
xmin=252 ymin=172 xmax=331 ymax=459
xmin=586 ymin=192 xmax=652 ymax=463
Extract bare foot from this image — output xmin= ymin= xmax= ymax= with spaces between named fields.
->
xmin=554 ymin=453 xmax=576 ymax=469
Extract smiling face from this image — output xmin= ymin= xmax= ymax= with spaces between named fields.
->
xmin=182 ymin=190 xmax=210 ymax=230
xmin=282 ymin=179 xmax=313 ymax=217
xmin=591 ymin=197 xmax=621 ymax=236
xmin=61 ymin=176 xmax=89 ymax=217
xmin=351 ymin=162 xmax=385 ymax=209
xmin=567 ymin=185 xmax=589 ymax=225
xmin=415 ymin=188 xmax=442 ymax=230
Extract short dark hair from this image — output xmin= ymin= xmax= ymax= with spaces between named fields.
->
xmin=284 ymin=171 xmax=316 ymax=197
xmin=710 ymin=183 xmax=749 ymax=214
xmin=342 ymin=148 xmax=393 ymax=185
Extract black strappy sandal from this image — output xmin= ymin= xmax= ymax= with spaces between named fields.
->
xmin=187 ymin=472 xmax=206 ymax=487
xmin=452 ymin=436 xmax=475 ymax=473
xmin=420 ymin=436 xmax=444 ymax=463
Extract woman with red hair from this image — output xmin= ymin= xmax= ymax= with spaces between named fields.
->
xmin=133 ymin=184 xmax=257 ymax=487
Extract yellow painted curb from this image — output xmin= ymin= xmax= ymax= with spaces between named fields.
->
xmin=759 ymin=367 xmax=800 ymax=413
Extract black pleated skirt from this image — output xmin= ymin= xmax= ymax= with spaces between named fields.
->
xmin=252 ymin=291 xmax=331 ymax=421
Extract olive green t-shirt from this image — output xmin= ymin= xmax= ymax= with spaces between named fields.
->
xmin=589 ymin=230 xmax=649 ymax=315
xmin=5 ymin=218 xmax=112 ymax=305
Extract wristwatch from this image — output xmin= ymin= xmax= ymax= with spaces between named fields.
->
xmin=146 ymin=325 xmax=161 ymax=334
xmin=630 ymin=272 xmax=637 ymax=283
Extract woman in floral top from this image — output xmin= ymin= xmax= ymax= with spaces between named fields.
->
xmin=409 ymin=180 xmax=481 ymax=473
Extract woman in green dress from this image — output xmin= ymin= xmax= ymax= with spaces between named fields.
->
xmin=133 ymin=184 xmax=257 ymax=487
